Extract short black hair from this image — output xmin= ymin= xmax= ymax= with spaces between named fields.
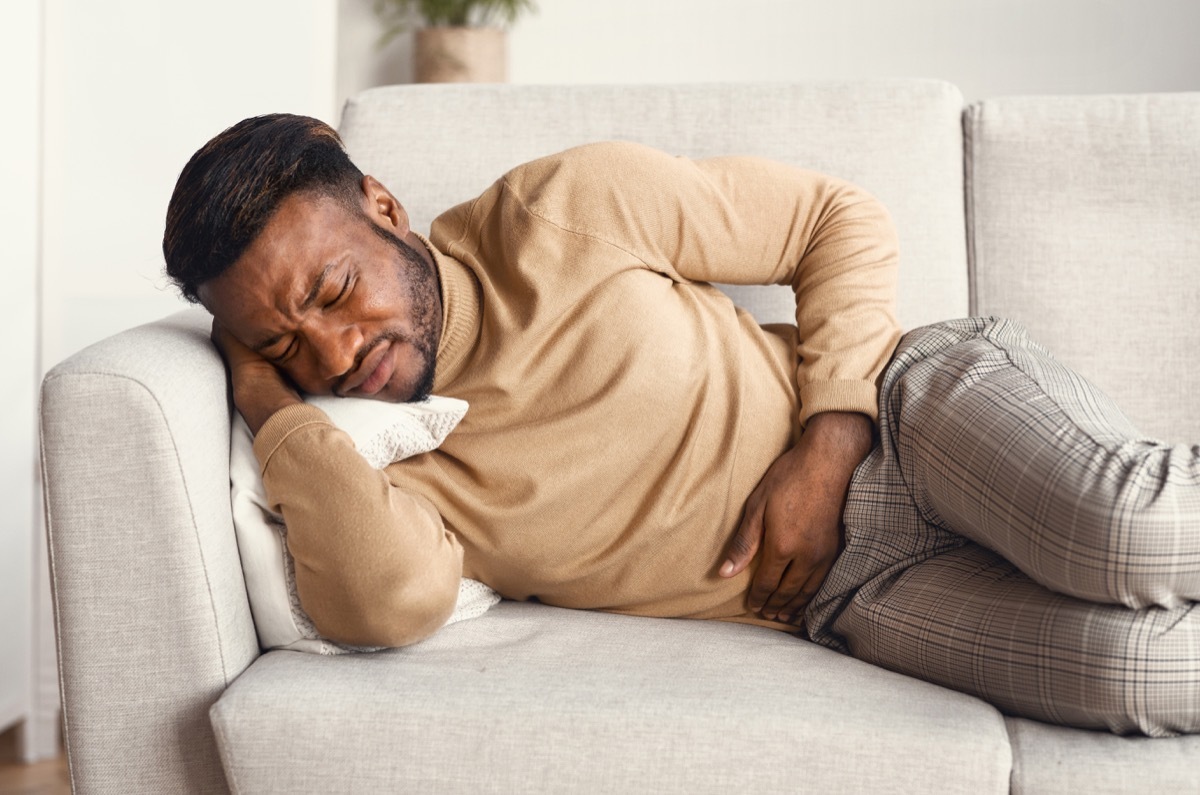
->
xmin=163 ymin=114 xmax=364 ymax=303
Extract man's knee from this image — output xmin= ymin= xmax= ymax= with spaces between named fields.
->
xmin=1072 ymin=446 xmax=1200 ymax=608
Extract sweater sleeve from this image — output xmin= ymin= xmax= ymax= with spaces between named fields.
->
xmin=505 ymin=141 xmax=902 ymax=426
xmin=252 ymin=403 xmax=463 ymax=647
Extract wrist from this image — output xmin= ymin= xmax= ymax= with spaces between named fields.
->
xmin=801 ymin=411 xmax=874 ymax=472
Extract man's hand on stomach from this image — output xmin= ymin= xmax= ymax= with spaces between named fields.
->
xmin=719 ymin=411 xmax=874 ymax=625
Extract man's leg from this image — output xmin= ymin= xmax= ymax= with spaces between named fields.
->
xmin=891 ymin=317 xmax=1200 ymax=609
xmin=806 ymin=317 xmax=1200 ymax=735
xmin=831 ymin=542 xmax=1199 ymax=736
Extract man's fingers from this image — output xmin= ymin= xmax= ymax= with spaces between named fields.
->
xmin=777 ymin=557 xmax=837 ymax=624
xmin=757 ymin=534 xmax=842 ymax=621
xmin=774 ymin=581 xmax=818 ymax=625
xmin=719 ymin=503 xmax=764 ymax=578
xmin=758 ymin=563 xmax=813 ymax=620
xmin=747 ymin=554 xmax=789 ymax=613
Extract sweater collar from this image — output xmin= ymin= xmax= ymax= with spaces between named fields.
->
xmin=414 ymin=232 xmax=481 ymax=391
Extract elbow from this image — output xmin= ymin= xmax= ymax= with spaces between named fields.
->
xmin=375 ymin=573 xmax=462 ymax=647
xmin=844 ymin=187 xmax=900 ymax=251
xmin=307 ymin=556 xmax=463 ymax=649
xmin=818 ymin=177 xmax=896 ymax=234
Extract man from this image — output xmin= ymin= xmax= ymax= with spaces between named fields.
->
xmin=164 ymin=114 xmax=1200 ymax=737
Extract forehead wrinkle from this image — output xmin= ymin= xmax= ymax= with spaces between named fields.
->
xmin=234 ymin=193 xmax=350 ymax=353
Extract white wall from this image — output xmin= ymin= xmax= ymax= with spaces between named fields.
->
xmin=0 ymin=0 xmax=341 ymax=761
xmin=339 ymin=0 xmax=415 ymax=110
xmin=41 ymin=0 xmax=341 ymax=370
xmin=0 ymin=0 xmax=41 ymax=744
xmin=338 ymin=0 xmax=1200 ymax=110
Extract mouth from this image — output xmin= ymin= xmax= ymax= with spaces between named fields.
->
xmin=342 ymin=341 xmax=396 ymax=397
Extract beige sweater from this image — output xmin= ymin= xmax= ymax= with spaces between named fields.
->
xmin=253 ymin=142 xmax=901 ymax=647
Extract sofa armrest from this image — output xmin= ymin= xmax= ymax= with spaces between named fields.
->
xmin=40 ymin=309 xmax=258 ymax=794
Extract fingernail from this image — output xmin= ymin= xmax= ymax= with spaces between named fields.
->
xmin=719 ymin=561 xmax=734 ymax=577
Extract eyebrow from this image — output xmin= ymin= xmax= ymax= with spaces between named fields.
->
xmin=251 ymin=263 xmax=335 ymax=354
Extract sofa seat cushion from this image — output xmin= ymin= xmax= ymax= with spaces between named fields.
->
xmin=1006 ymin=717 xmax=1200 ymax=794
xmin=211 ymin=602 xmax=1011 ymax=793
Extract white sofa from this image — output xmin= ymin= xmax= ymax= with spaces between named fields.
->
xmin=40 ymin=82 xmax=1200 ymax=793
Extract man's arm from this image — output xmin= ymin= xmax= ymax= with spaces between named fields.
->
xmin=679 ymin=156 xmax=894 ymax=622
xmin=213 ymin=323 xmax=463 ymax=647
xmin=505 ymin=143 xmax=897 ymax=622
xmin=498 ymin=142 xmax=901 ymax=426
xmin=674 ymin=154 xmax=895 ymax=623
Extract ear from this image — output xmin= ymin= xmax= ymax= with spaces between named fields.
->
xmin=360 ymin=175 xmax=410 ymax=237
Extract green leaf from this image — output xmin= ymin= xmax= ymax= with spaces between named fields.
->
xmin=374 ymin=0 xmax=536 ymax=41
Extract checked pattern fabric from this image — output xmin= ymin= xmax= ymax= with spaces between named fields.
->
xmin=805 ymin=317 xmax=1200 ymax=736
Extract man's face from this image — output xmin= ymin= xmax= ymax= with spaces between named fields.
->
xmin=199 ymin=178 xmax=442 ymax=403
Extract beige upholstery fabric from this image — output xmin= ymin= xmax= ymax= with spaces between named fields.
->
xmin=211 ymin=602 xmax=1012 ymax=794
xmin=339 ymin=81 xmax=969 ymax=331
xmin=41 ymin=309 xmax=259 ymax=794
xmin=1007 ymin=718 xmax=1200 ymax=794
xmin=966 ymin=93 xmax=1200 ymax=444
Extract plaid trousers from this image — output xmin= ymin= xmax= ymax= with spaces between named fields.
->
xmin=804 ymin=317 xmax=1200 ymax=737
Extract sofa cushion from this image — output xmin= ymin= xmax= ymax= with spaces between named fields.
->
xmin=1006 ymin=717 xmax=1200 ymax=794
xmin=966 ymin=92 xmax=1200 ymax=444
xmin=339 ymin=81 xmax=969 ymax=332
xmin=210 ymin=602 xmax=1011 ymax=793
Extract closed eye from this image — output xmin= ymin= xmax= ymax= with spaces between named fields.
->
xmin=271 ymin=338 xmax=298 ymax=364
xmin=325 ymin=274 xmax=351 ymax=309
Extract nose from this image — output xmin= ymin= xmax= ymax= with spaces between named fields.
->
xmin=307 ymin=322 xmax=364 ymax=382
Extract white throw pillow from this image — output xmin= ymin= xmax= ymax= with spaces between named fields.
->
xmin=229 ymin=394 xmax=500 ymax=655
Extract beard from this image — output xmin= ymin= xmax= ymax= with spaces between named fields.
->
xmin=369 ymin=225 xmax=441 ymax=403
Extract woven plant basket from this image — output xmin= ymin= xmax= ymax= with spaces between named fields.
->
xmin=415 ymin=27 xmax=506 ymax=83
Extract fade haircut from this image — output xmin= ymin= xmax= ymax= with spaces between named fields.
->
xmin=163 ymin=114 xmax=364 ymax=303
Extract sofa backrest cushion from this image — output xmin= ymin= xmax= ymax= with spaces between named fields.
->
xmin=338 ymin=81 xmax=968 ymax=331
xmin=967 ymin=93 xmax=1200 ymax=443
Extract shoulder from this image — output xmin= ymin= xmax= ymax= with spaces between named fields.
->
xmin=500 ymin=141 xmax=686 ymax=210
xmin=506 ymin=140 xmax=677 ymax=182
xmin=432 ymin=143 xmax=675 ymax=246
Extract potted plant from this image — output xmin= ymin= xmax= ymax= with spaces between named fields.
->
xmin=374 ymin=0 xmax=537 ymax=84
